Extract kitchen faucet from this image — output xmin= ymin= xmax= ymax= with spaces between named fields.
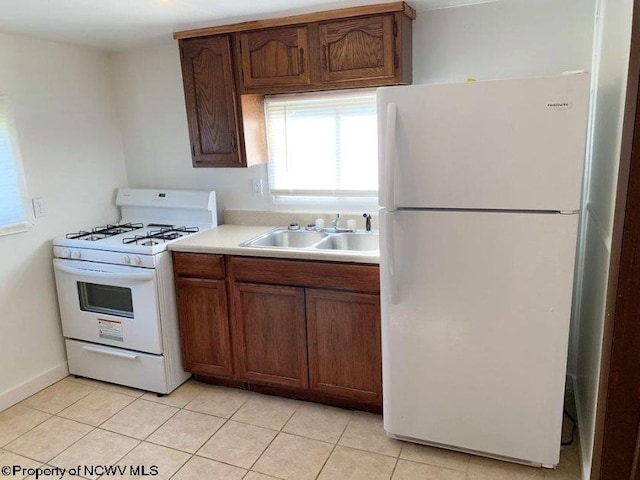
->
xmin=329 ymin=213 xmax=356 ymax=233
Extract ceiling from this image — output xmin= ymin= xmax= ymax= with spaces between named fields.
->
xmin=0 ymin=0 xmax=500 ymax=51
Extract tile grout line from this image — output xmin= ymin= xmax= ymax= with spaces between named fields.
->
xmin=98 ymin=394 xmax=199 ymax=480
xmin=243 ymin=398 xmax=301 ymax=475
xmin=5 ymin=378 xmax=582 ymax=480
xmin=66 ymin=376 xmax=145 ymax=399
xmin=28 ymin=382 xmax=189 ymax=478
xmin=167 ymin=388 xmax=256 ymax=479
xmin=57 ymin=390 xmax=137 ymax=428
xmin=3 ymin=384 xmax=104 ymax=466
xmin=48 ymin=409 xmax=142 ymax=480
xmin=0 ymin=410 xmax=51 ymax=452
xmin=389 ymin=456 xmax=401 ymax=479
xmin=19 ymin=378 xmax=96 ymax=416
xmin=388 ymin=424 xmax=404 ymax=480
xmin=7 ymin=380 xmax=431 ymax=479
xmin=312 ymin=410 xmax=353 ymax=480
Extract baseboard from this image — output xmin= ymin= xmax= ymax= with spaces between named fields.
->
xmin=571 ymin=374 xmax=591 ymax=480
xmin=0 ymin=362 xmax=69 ymax=412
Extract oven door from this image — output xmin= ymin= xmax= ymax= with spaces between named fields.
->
xmin=53 ymin=258 xmax=163 ymax=354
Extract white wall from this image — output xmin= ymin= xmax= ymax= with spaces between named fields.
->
xmin=110 ymin=43 xmax=271 ymax=223
xmin=111 ymin=0 xmax=595 ymax=222
xmin=413 ymin=0 xmax=595 ymax=83
xmin=0 ymin=33 xmax=128 ymax=408
xmin=572 ymin=0 xmax=633 ymax=477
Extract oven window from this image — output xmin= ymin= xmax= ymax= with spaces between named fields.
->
xmin=77 ymin=282 xmax=134 ymax=319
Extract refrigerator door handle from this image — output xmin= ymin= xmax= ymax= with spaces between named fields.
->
xmin=382 ymin=210 xmax=398 ymax=304
xmin=381 ymin=102 xmax=397 ymax=211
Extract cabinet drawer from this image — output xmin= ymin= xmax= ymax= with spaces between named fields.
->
xmin=66 ymin=339 xmax=169 ymax=394
xmin=229 ymin=256 xmax=379 ymax=293
xmin=173 ymin=252 xmax=225 ymax=279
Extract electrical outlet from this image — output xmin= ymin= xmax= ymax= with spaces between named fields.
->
xmin=32 ymin=197 xmax=46 ymax=217
xmin=251 ymin=178 xmax=264 ymax=197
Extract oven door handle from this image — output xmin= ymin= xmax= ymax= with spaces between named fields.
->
xmin=82 ymin=345 xmax=139 ymax=360
xmin=54 ymin=261 xmax=154 ymax=282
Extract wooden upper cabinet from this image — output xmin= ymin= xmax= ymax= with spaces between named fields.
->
xmin=238 ymin=27 xmax=311 ymax=90
xmin=179 ymin=36 xmax=245 ymax=167
xmin=174 ymin=3 xmax=413 ymax=166
xmin=234 ymin=11 xmax=411 ymax=93
xmin=319 ymin=15 xmax=395 ymax=84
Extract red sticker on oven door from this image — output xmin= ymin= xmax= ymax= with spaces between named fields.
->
xmin=98 ymin=319 xmax=124 ymax=342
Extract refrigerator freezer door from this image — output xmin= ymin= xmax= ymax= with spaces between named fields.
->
xmin=378 ymin=74 xmax=590 ymax=212
xmin=380 ymin=209 xmax=578 ymax=466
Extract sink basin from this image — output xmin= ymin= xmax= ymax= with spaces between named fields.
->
xmin=241 ymin=227 xmax=379 ymax=253
xmin=241 ymin=228 xmax=328 ymax=248
xmin=314 ymin=233 xmax=379 ymax=252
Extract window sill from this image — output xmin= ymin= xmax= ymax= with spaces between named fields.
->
xmin=0 ymin=220 xmax=33 ymax=237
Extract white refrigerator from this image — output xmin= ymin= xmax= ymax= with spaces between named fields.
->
xmin=377 ymin=73 xmax=590 ymax=467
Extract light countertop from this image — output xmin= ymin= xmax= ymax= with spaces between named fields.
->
xmin=168 ymin=225 xmax=380 ymax=264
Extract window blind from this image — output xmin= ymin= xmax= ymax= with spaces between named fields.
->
xmin=265 ymin=89 xmax=378 ymax=197
xmin=0 ymin=97 xmax=29 ymax=235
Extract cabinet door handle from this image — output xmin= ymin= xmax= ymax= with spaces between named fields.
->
xmin=299 ymin=48 xmax=305 ymax=74
xmin=82 ymin=345 xmax=139 ymax=360
xmin=322 ymin=45 xmax=328 ymax=71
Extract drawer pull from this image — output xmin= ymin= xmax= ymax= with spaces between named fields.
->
xmin=82 ymin=345 xmax=139 ymax=360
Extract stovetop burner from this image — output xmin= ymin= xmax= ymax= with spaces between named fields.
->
xmin=122 ymin=226 xmax=200 ymax=245
xmin=66 ymin=223 xmax=144 ymax=241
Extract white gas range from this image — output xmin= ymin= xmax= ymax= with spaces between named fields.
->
xmin=52 ymin=188 xmax=217 ymax=394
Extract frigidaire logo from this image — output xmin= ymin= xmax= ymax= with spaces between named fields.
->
xmin=546 ymin=101 xmax=572 ymax=109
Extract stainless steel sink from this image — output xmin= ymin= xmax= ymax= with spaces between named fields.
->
xmin=240 ymin=227 xmax=379 ymax=252
xmin=314 ymin=233 xmax=379 ymax=252
xmin=240 ymin=228 xmax=328 ymax=248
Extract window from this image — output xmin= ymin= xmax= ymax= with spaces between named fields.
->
xmin=0 ymin=97 xmax=30 ymax=236
xmin=265 ymin=89 xmax=377 ymax=199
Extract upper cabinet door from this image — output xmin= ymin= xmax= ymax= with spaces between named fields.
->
xmin=238 ymin=26 xmax=311 ymax=90
xmin=180 ymin=36 xmax=245 ymax=167
xmin=319 ymin=15 xmax=396 ymax=84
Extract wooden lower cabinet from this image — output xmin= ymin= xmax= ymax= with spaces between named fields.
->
xmin=232 ymin=282 xmax=308 ymax=389
xmin=175 ymin=277 xmax=234 ymax=378
xmin=173 ymin=252 xmax=381 ymax=410
xmin=306 ymin=289 xmax=382 ymax=403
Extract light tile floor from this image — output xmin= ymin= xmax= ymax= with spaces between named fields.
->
xmin=0 ymin=377 xmax=581 ymax=480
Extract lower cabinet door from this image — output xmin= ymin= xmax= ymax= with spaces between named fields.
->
xmin=175 ymin=277 xmax=234 ymax=378
xmin=232 ymin=282 xmax=308 ymax=388
xmin=306 ymin=288 xmax=382 ymax=403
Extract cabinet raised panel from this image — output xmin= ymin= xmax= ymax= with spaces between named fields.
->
xmin=238 ymin=27 xmax=311 ymax=90
xmin=180 ymin=36 xmax=244 ymax=167
xmin=175 ymin=277 xmax=234 ymax=378
xmin=232 ymin=282 xmax=308 ymax=388
xmin=319 ymin=15 xmax=395 ymax=83
xmin=307 ymin=289 xmax=382 ymax=403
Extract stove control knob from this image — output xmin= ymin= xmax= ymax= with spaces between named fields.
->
xmin=121 ymin=255 xmax=131 ymax=265
xmin=59 ymin=248 xmax=71 ymax=258
xmin=132 ymin=256 xmax=142 ymax=266
xmin=71 ymin=250 xmax=82 ymax=259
